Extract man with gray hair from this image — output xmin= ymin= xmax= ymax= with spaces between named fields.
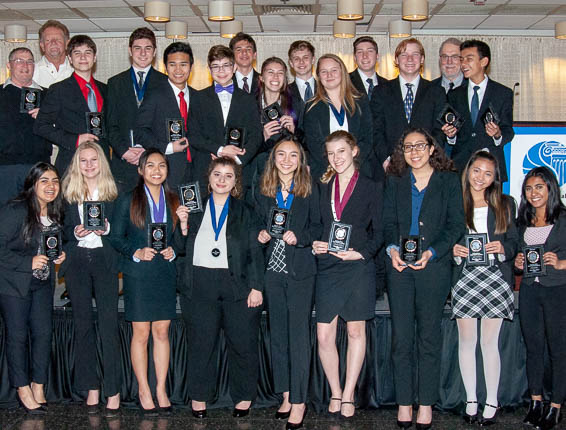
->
xmin=431 ymin=37 xmax=466 ymax=93
xmin=33 ymin=20 xmax=73 ymax=88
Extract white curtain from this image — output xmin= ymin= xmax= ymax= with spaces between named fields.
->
xmin=2 ymin=34 xmax=565 ymax=121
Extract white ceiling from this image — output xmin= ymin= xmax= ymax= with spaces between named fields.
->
xmin=0 ymin=0 xmax=565 ymax=37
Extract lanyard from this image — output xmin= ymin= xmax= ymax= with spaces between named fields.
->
xmin=329 ymin=102 xmax=345 ymax=126
xmin=144 ymin=184 xmax=165 ymax=223
xmin=209 ymin=194 xmax=230 ymax=241
xmin=130 ymin=67 xmax=150 ymax=102
xmin=276 ymin=181 xmax=294 ymax=209
xmin=331 ymin=171 xmax=359 ymax=221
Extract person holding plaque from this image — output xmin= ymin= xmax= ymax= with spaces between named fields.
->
xmin=450 ymin=151 xmax=518 ymax=425
xmin=59 ymin=141 xmax=121 ymax=416
xmin=311 ymin=131 xmax=383 ymax=419
xmin=255 ymin=136 xmax=321 ymax=429
xmin=0 ymin=162 xmax=65 ymax=413
xmin=383 ymin=128 xmax=464 ymax=429
xmin=514 ymin=167 xmax=566 ymax=430
xmin=108 ymin=149 xmax=179 ymax=415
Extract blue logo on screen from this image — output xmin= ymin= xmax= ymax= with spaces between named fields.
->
xmin=522 ymin=140 xmax=566 ymax=186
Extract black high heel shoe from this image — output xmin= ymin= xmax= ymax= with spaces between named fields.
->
xmin=17 ymin=397 xmax=47 ymax=415
xmin=539 ymin=406 xmax=562 ymax=430
xmin=523 ymin=399 xmax=543 ymax=427
xmin=233 ymin=407 xmax=250 ymax=418
xmin=286 ymin=405 xmax=307 ymax=430
xmin=137 ymin=401 xmax=158 ymax=417
xmin=396 ymin=419 xmax=412 ymax=428
xmin=463 ymin=400 xmax=478 ymax=424
xmin=479 ymin=403 xmax=499 ymax=427
xmin=275 ymin=406 xmax=291 ymax=420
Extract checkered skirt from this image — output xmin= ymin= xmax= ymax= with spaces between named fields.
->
xmin=451 ymin=264 xmax=514 ymax=320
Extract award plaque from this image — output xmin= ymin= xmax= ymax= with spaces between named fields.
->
xmin=40 ymin=229 xmax=62 ymax=261
xmin=465 ymin=233 xmax=488 ymax=266
xmin=400 ymin=235 xmax=422 ymax=264
xmin=166 ymin=118 xmax=185 ymax=142
xmin=263 ymin=103 xmax=283 ymax=122
xmin=328 ymin=221 xmax=352 ymax=252
xmin=268 ymin=207 xmax=290 ymax=239
xmin=86 ymin=112 xmax=104 ymax=137
xmin=225 ymin=127 xmax=246 ymax=148
xmin=178 ymin=182 xmax=203 ymax=213
xmin=481 ymin=103 xmax=500 ymax=126
xmin=83 ymin=201 xmax=105 ymax=231
xmin=523 ymin=245 xmax=546 ymax=277
xmin=436 ymin=103 xmax=464 ymax=129
xmin=148 ymin=223 xmax=167 ymax=251
xmin=20 ymin=87 xmax=41 ymax=113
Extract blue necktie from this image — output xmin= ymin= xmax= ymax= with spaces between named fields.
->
xmin=85 ymin=82 xmax=98 ymax=112
xmin=366 ymin=78 xmax=374 ymax=100
xmin=404 ymin=83 xmax=414 ymax=122
xmin=471 ymin=85 xmax=480 ymax=126
xmin=304 ymin=81 xmax=313 ymax=101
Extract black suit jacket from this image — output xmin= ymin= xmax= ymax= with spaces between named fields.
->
xmin=106 ymin=67 xmax=168 ymax=188
xmin=370 ymin=77 xmax=446 ymax=167
xmin=349 ymin=70 xmax=388 ymax=97
xmin=174 ymin=196 xmax=264 ymax=300
xmin=134 ymin=81 xmax=196 ymax=188
xmin=447 ymin=79 xmax=514 ymax=182
xmin=34 ymin=75 xmax=108 ymax=174
xmin=303 ymin=98 xmax=375 ymax=182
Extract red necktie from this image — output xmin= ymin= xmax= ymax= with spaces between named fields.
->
xmin=178 ymin=91 xmax=192 ymax=162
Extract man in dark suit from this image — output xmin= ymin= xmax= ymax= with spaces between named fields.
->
xmin=349 ymin=36 xmax=387 ymax=99
xmin=106 ymin=27 xmax=168 ymax=192
xmin=431 ymin=37 xmax=466 ymax=93
xmin=34 ymin=35 xmax=107 ymax=174
xmin=134 ymin=42 xmax=196 ymax=189
xmin=444 ymin=40 xmax=514 ymax=182
xmin=371 ymin=38 xmax=446 ymax=176
xmin=229 ymin=32 xmax=260 ymax=97
xmin=287 ymin=40 xmax=317 ymax=108
xmin=188 ymin=45 xmax=262 ymax=197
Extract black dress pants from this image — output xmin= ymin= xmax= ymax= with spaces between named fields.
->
xmin=181 ymin=266 xmax=261 ymax=404
xmin=0 ymin=278 xmax=52 ymax=388
xmin=519 ymin=282 xmax=566 ymax=404
xmin=264 ymin=270 xmax=314 ymax=404
xmin=64 ymin=247 xmax=121 ymax=396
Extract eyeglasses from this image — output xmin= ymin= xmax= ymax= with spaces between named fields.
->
xmin=10 ymin=58 xmax=34 ymax=66
xmin=440 ymin=54 xmax=461 ymax=63
xmin=402 ymin=143 xmax=429 ymax=153
xmin=210 ymin=63 xmax=233 ymax=72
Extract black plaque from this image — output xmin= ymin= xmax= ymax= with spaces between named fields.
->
xmin=328 ymin=221 xmax=352 ymax=252
xmin=465 ymin=233 xmax=488 ymax=266
xmin=263 ymin=103 xmax=283 ymax=122
xmin=436 ymin=103 xmax=464 ymax=129
xmin=523 ymin=245 xmax=546 ymax=277
xmin=400 ymin=235 xmax=422 ymax=264
xmin=86 ymin=112 xmax=104 ymax=137
xmin=40 ymin=229 xmax=62 ymax=261
xmin=83 ymin=201 xmax=105 ymax=231
xmin=178 ymin=182 xmax=203 ymax=213
xmin=225 ymin=127 xmax=246 ymax=148
xmin=20 ymin=87 xmax=41 ymax=113
xmin=268 ymin=207 xmax=290 ymax=239
xmin=148 ymin=223 xmax=168 ymax=251
xmin=167 ymin=118 xmax=185 ymax=142
xmin=481 ymin=103 xmax=500 ymax=126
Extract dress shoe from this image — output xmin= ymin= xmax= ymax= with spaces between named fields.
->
xmin=286 ymin=405 xmax=307 ymax=430
xmin=86 ymin=402 xmax=100 ymax=415
xmin=523 ymin=399 xmax=543 ymax=427
xmin=328 ymin=397 xmax=341 ymax=416
xmin=539 ymin=406 xmax=562 ymax=430
xmin=397 ymin=419 xmax=412 ymax=428
xmin=463 ymin=400 xmax=478 ymax=424
xmin=340 ymin=401 xmax=355 ymax=420
xmin=104 ymin=406 xmax=120 ymax=418
xmin=416 ymin=423 xmax=432 ymax=430
xmin=233 ymin=407 xmax=250 ymax=418
xmin=138 ymin=403 xmax=158 ymax=417
xmin=275 ymin=409 xmax=291 ymax=420
xmin=479 ymin=403 xmax=498 ymax=427
xmin=17 ymin=397 xmax=47 ymax=415
xmin=159 ymin=405 xmax=172 ymax=416
xmin=191 ymin=409 xmax=207 ymax=419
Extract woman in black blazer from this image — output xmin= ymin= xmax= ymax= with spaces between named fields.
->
xmin=108 ymin=148 xmax=179 ymax=415
xmin=0 ymin=162 xmax=66 ymax=414
xmin=303 ymin=54 xmax=375 ymax=182
xmin=175 ymin=156 xmax=264 ymax=419
xmin=514 ymin=167 xmax=566 ymax=430
xmin=60 ymin=141 xmax=121 ymax=416
xmin=312 ymin=130 xmax=383 ymax=419
xmin=383 ymin=128 xmax=465 ymax=429
xmin=255 ymin=136 xmax=321 ymax=429
xmin=451 ymin=151 xmax=518 ymax=425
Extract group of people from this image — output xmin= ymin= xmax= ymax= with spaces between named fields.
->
xmin=0 ymin=19 xmax=564 ymax=430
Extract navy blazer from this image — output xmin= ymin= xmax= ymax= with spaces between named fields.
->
xmin=348 ymin=70 xmax=388 ymax=97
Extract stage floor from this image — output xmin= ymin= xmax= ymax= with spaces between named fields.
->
xmin=0 ymin=403 xmax=542 ymax=430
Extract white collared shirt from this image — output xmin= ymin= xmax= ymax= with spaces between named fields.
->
xmin=399 ymin=74 xmax=421 ymax=99
xmin=294 ymin=76 xmax=316 ymax=101
xmin=214 ymin=81 xmax=242 ymax=165
xmin=76 ymin=189 xmax=110 ymax=249
xmin=166 ymin=80 xmax=189 ymax=154
xmin=235 ymin=69 xmax=254 ymax=91
xmin=2 ymin=77 xmax=42 ymax=89
xmin=33 ymin=55 xmax=73 ymax=88
xmin=467 ymin=75 xmax=489 ymax=111
xmin=357 ymin=68 xmax=377 ymax=94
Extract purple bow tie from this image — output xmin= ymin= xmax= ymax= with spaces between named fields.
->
xmin=215 ymin=83 xmax=234 ymax=94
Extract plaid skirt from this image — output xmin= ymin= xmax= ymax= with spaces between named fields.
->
xmin=451 ymin=263 xmax=514 ymax=320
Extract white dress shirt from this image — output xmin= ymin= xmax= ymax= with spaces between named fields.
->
xmin=235 ymin=69 xmax=254 ymax=91
xmin=166 ymin=80 xmax=190 ymax=155
xmin=33 ymin=56 xmax=73 ymax=88
xmin=294 ymin=76 xmax=316 ymax=101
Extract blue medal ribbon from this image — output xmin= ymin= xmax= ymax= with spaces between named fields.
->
xmin=144 ymin=184 xmax=165 ymax=223
xmin=329 ymin=102 xmax=345 ymax=126
xmin=130 ymin=67 xmax=151 ymax=102
xmin=210 ymin=194 xmax=230 ymax=241
xmin=276 ymin=181 xmax=294 ymax=210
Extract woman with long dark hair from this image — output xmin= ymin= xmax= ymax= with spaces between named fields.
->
xmin=0 ymin=162 xmax=66 ymax=414
xmin=108 ymin=148 xmax=179 ymax=415
xmin=451 ymin=151 xmax=518 ymax=425
xmin=383 ymin=128 xmax=465 ymax=429
xmin=515 ymin=167 xmax=566 ymax=430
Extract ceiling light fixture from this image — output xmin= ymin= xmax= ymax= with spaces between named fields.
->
xmin=556 ymin=21 xmax=566 ymax=39
xmin=166 ymin=21 xmax=187 ymax=39
xmin=402 ymin=0 xmax=428 ymax=21
xmin=220 ymin=20 xmax=242 ymax=38
xmin=389 ymin=20 xmax=412 ymax=38
xmin=4 ymin=24 xmax=27 ymax=42
xmin=144 ymin=1 xmax=170 ymax=22
xmin=337 ymin=0 xmax=363 ymax=21
xmin=333 ymin=20 xmax=356 ymax=38
xmin=209 ymin=1 xmax=234 ymax=21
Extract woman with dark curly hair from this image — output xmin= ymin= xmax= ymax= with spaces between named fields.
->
xmin=383 ymin=128 xmax=465 ymax=429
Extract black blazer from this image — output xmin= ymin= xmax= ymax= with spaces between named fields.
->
xmin=254 ymin=186 xmax=323 ymax=280
xmin=106 ymin=67 xmax=168 ymax=187
xmin=316 ymin=174 xmax=383 ymax=270
xmin=187 ymin=85 xmax=262 ymax=190
xmin=34 ymin=75 xmax=108 ymax=173
xmin=383 ymin=170 xmax=466 ymax=264
xmin=370 ymin=77 xmax=446 ymax=167
xmin=174 ymin=196 xmax=264 ymax=300
xmin=107 ymin=191 xmax=178 ymax=282
xmin=453 ymin=196 xmax=518 ymax=286
xmin=303 ymin=98 xmax=375 ymax=182
xmin=517 ymin=210 xmax=566 ymax=288
xmin=348 ymin=70 xmax=388 ymax=97
xmin=59 ymin=200 xmax=119 ymax=277
xmin=0 ymin=202 xmax=57 ymax=298
xmin=134 ymin=82 xmax=197 ymax=188
xmin=447 ymin=79 xmax=514 ymax=182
